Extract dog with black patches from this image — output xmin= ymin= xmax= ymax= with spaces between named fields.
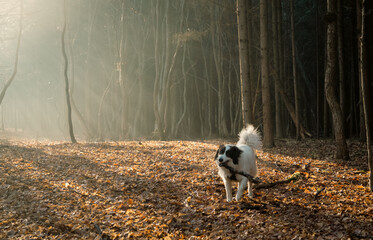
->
xmin=215 ymin=125 xmax=262 ymax=202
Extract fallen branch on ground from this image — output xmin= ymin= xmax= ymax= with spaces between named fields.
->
xmin=254 ymin=172 xmax=303 ymax=190
xmin=314 ymin=187 xmax=325 ymax=199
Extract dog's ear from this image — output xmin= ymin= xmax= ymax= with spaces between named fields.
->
xmin=226 ymin=146 xmax=242 ymax=165
xmin=214 ymin=145 xmax=225 ymax=160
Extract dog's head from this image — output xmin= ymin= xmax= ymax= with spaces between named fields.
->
xmin=214 ymin=144 xmax=242 ymax=165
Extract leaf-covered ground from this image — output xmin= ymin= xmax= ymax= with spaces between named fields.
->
xmin=0 ymin=138 xmax=372 ymax=239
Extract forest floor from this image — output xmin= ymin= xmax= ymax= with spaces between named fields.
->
xmin=0 ymin=137 xmax=372 ymax=239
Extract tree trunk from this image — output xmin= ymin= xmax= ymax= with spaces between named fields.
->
xmin=237 ymin=0 xmax=252 ymax=126
xmin=62 ymin=0 xmax=77 ymax=143
xmin=325 ymin=0 xmax=349 ymax=160
xmin=277 ymin=79 xmax=310 ymax=139
xmin=359 ymin=0 xmax=372 ymax=191
xmin=260 ymin=0 xmax=274 ymax=147
xmin=0 ymin=0 xmax=23 ymax=106
xmin=315 ymin=0 xmax=321 ymax=137
xmin=211 ymin=8 xmax=228 ymax=136
xmin=337 ymin=0 xmax=346 ymax=130
xmin=152 ymin=0 xmax=164 ymax=139
xmin=356 ymin=0 xmax=366 ymax=141
xmin=175 ymin=45 xmax=188 ymax=136
xmin=272 ymin=0 xmax=283 ymax=138
xmin=66 ymin=20 xmax=93 ymax=140
xmin=247 ymin=0 xmax=255 ymax=124
xmin=290 ymin=0 xmax=300 ymax=140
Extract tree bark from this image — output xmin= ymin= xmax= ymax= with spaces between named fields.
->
xmin=290 ymin=0 xmax=300 ymax=140
xmin=356 ymin=0 xmax=366 ymax=141
xmin=260 ymin=0 xmax=274 ymax=147
xmin=272 ymin=0 xmax=283 ymax=138
xmin=152 ymin=0 xmax=164 ymax=139
xmin=62 ymin=0 xmax=77 ymax=143
xmin=237 ymin=0 xmax=252 ymax=126
xmin=0 ymin=0 xmax=23 ymax=106
xmin=337 ymin=0 xmax=346 ymax=129
xmin=247 ymin=0 xmax=255 ymax=124
xmin=359 ymin=0 xmax=372 ymax=191
xmin=325 ymin=0 xmax=349 ymax=160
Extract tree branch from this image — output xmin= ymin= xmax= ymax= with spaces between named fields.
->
xmin=254 ymin=172 xmax=302 ymax=190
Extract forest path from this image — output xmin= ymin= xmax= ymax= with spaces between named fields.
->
xmin=0 ymin=139 xmax=371 ymax=239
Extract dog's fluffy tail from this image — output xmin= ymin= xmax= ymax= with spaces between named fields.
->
xmin=237 ymin=125 xmax=262 ymax=150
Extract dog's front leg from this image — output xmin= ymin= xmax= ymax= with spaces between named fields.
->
xmin=247 ymin=181 xmax=254 ymax=198
xmin=236 ymin=178 xmax=248 ymax=200
xmin=222 ymin=178 xmax=233 ymax=202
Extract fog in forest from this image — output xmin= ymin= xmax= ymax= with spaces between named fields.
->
xmin=2 ymin=0 xmax=237 ymax=141
xmin=1 ymin=0 xmax=372 ymax=142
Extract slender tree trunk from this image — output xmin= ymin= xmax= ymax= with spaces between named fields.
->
xmin=62 ymin=0 xmax=77 ymax=143
xmin=153 ymin=0 xmax=164 ymax=139
xmin=162 ymin=1 xmax=180 ymax=139
xmin=277 ymin=79 xmax=310 ymax=139
xmin=359 ymin=0 xmax=372 ymax=191
xmin=237 ymin=0 xmax=251 ymax=126
xmin=67 ymin=20 xmax=93 ymax=140
xmin=290 ymin=0 xmax=300 ymax=140
xmin=175 ymin=45 xmax=187 ymax=136
xmin=163 ymin=40 xmax=181 ymax=138
xmin=325 ymin=0 xmax=349 ymax=160
xmin=277 ymin=0 xmax=285 ymax=137
xmin=200 ymin=40 xmax=212 ymax=136
xmin=260 ymin=0 xmax=274 ymax=147
xmin=356 ymin=0 xmax=365 ymax=141
xmin=272 ymin=0 xmax=283 ymax=138
xmin=316 ymin=0 xmax=320 ymax=137
xmin=0 ymin=0 xmax=23 ymax=105
xmin=247 ymin=0 xmax=255 ymax=124
xmin=83 ymin=0 xmax=99 ymax=137
xmin=118 ymin=0 xmax=128 ymax=139
xmin=337 ymin=0 xmax=346 ymax=130
xmin=211 ymin=7 xmax=228 ymax=136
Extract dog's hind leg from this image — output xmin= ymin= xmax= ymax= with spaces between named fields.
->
xmin=222 ymin=178 xmax=233 ymax=202
xmin=236 ymin=178 xmax=248 ymax=200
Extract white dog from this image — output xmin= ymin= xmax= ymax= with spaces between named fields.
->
xmin=214 ymin=125 xmax=262 ymax=202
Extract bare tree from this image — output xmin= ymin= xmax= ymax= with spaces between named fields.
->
xmin=0 ymin=0 xmax=23 ymax=106
xmin=260 ymin=0 xmax=274 ymax=147
xmin=62 ymin=0 xmax=77 ymax=143
xmin=324 ymin=0 xmax=349 ymax=159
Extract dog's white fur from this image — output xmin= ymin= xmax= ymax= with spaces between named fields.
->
xmin=215 ymin=125 xmax=262 ymax=202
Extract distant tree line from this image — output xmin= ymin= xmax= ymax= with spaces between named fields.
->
xmin=0 ymin=0 xmax=372 ymax=149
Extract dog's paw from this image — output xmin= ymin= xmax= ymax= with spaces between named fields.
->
xmin=235 ymin=195 xmax=243 ymax=201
